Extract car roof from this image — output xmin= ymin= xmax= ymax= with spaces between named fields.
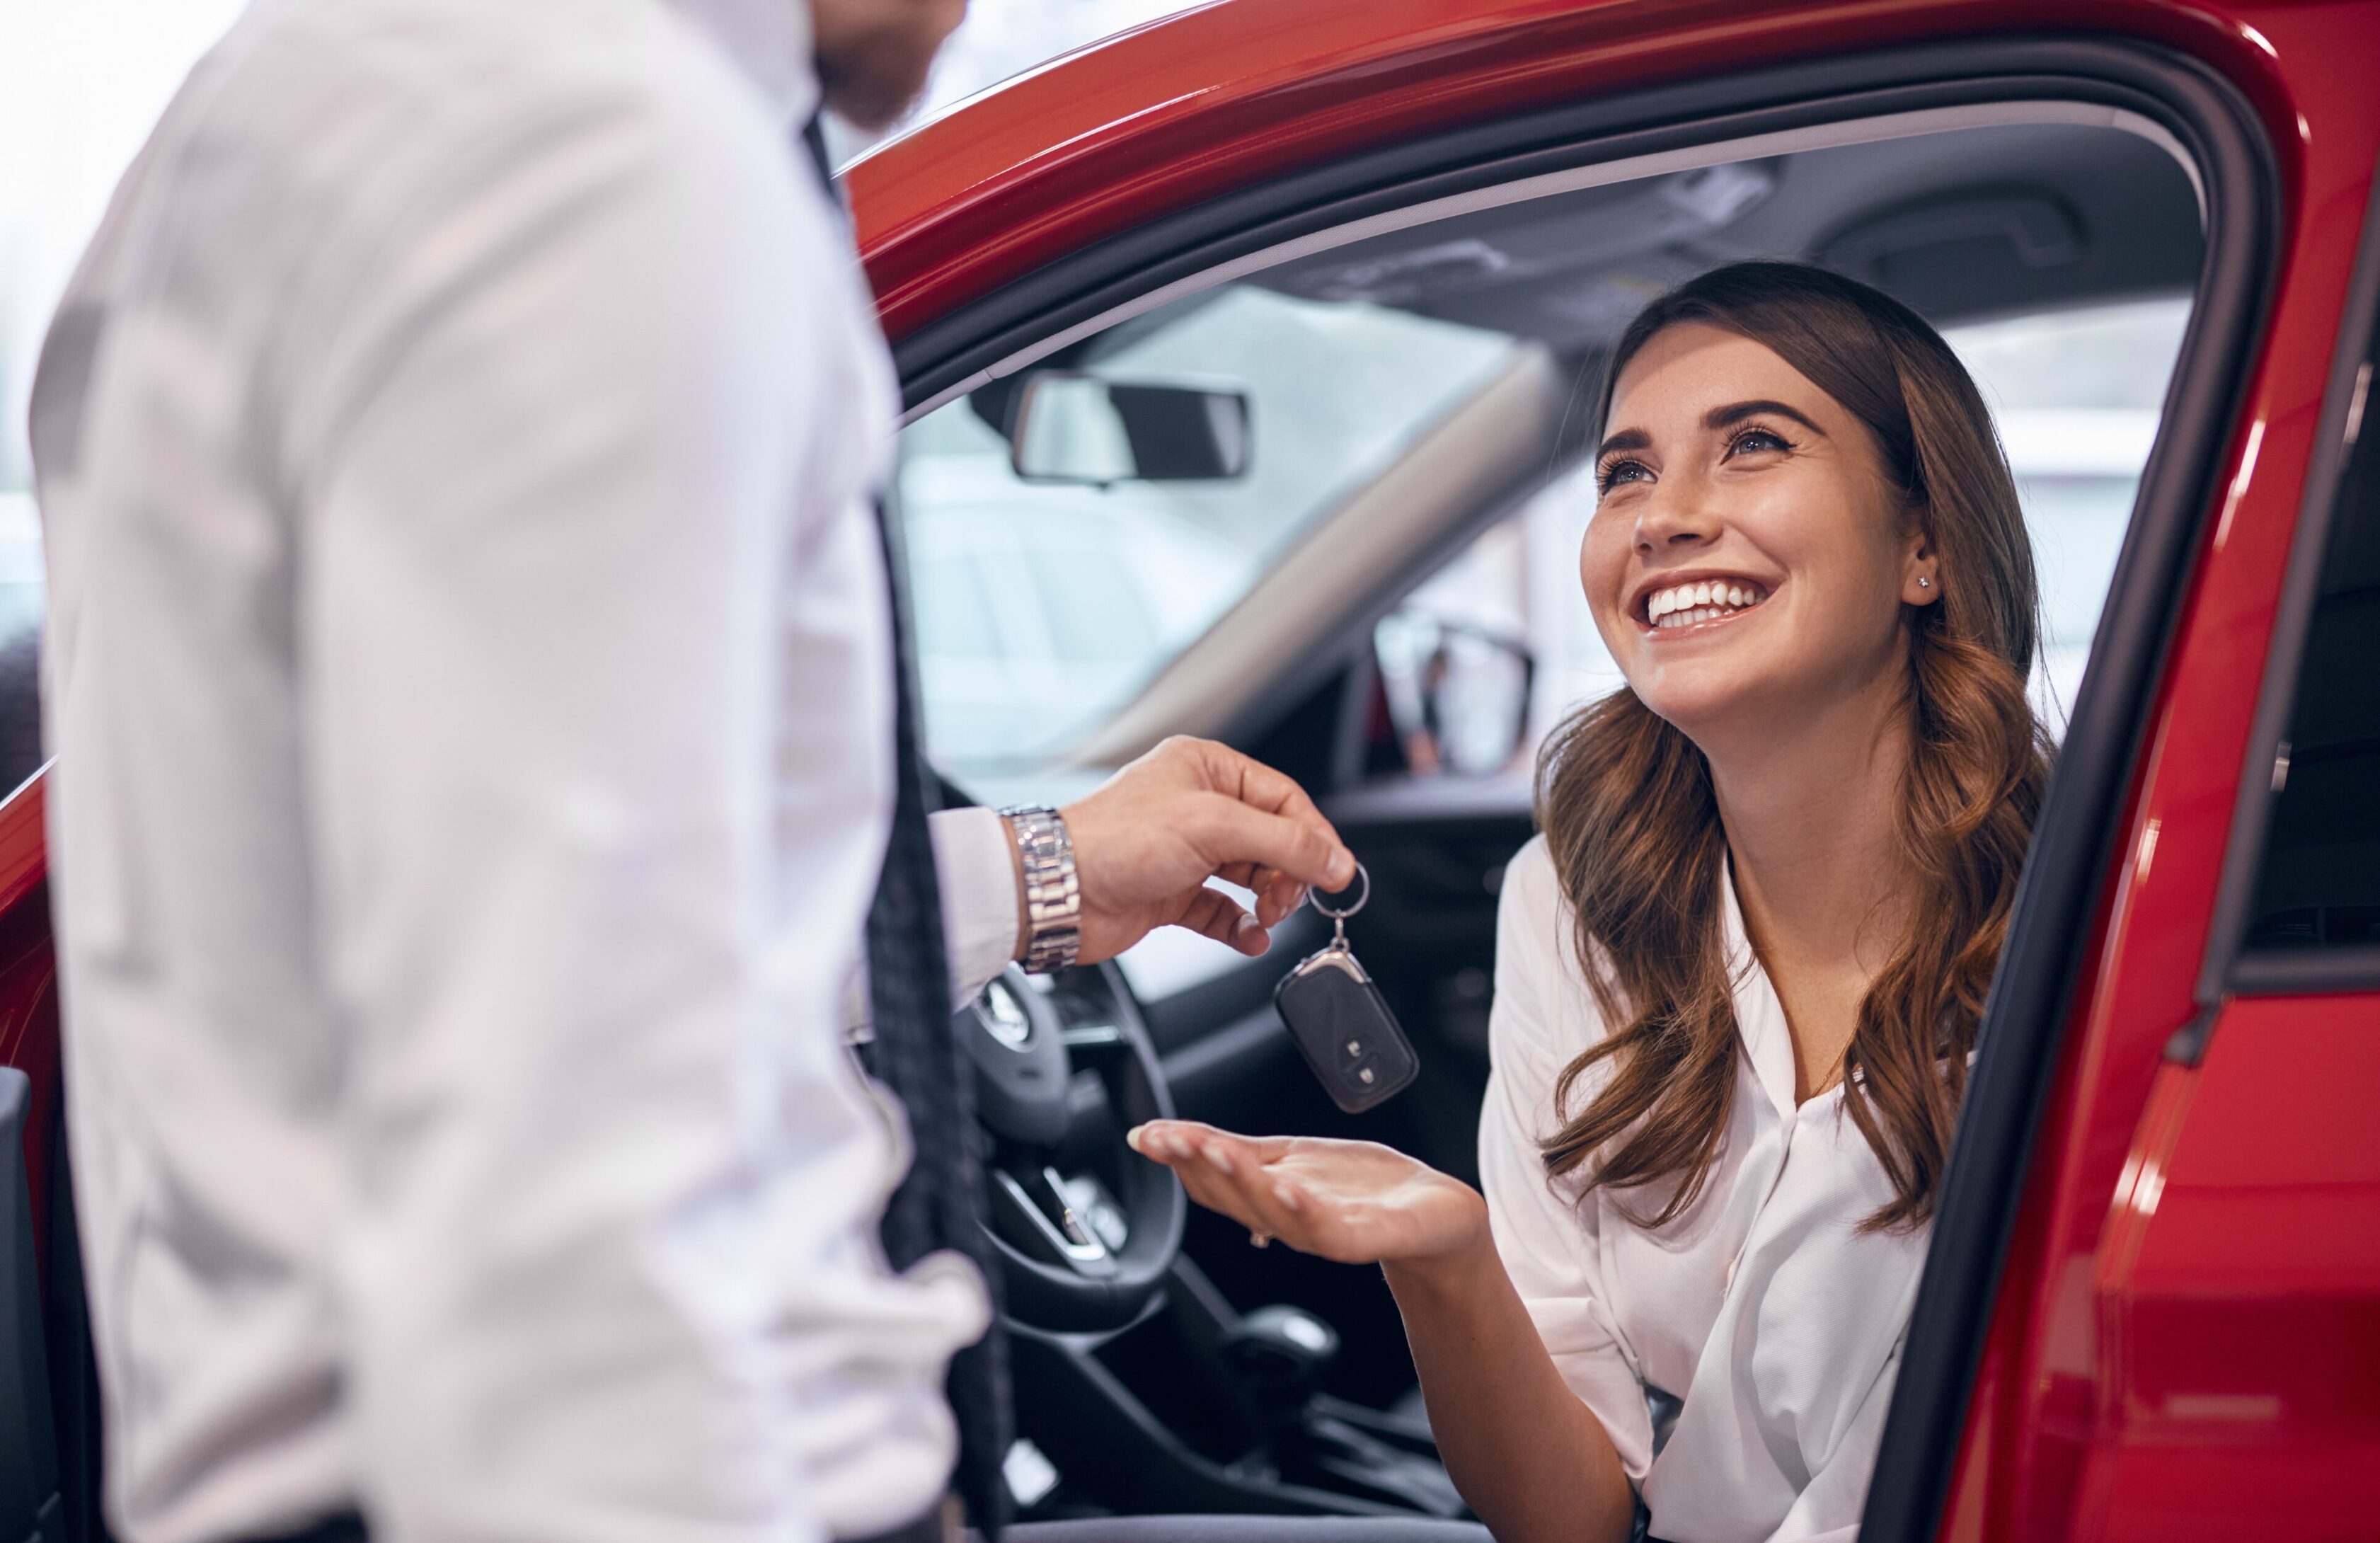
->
xmin=846 ymin=0 xmax=2249 ymax=343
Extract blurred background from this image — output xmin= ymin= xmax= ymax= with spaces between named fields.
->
xmin=0 ymin=0 xmax=1208 ymax=660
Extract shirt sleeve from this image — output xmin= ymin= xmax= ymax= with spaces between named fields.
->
xmin=933 ymin=807 xmax=1024 ymax=1003
xmin=839 ymin=808 xmax=1021 ymax=1037
xmin=1477 ymin=835 xmax=1658 ymax=1481
xmin=289 ymin=52 xmax=981 ymax=1543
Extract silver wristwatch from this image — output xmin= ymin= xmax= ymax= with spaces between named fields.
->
xmin=1001 ymin=804 xmax=1082 ymax=974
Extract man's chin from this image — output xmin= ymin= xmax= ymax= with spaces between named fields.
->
xmin=820 ymin=88 xmax=913 ymax=134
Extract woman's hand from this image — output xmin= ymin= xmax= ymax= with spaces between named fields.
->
xmin=1126 ymin=1118 xmax=1489 ymax=1270
xmin=1137 ymin=1119 xmax=1635 ymax=1543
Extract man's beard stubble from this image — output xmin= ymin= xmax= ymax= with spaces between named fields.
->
xmin=813 ymin=3 xmax=960 ymax=132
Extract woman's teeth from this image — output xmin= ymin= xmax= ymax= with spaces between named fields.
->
xmin=1646 ymin=580 xmax=1767 ymax=630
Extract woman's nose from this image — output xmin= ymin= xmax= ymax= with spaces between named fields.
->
xmin=1632 ymin=478 xmax=1722 ymax=553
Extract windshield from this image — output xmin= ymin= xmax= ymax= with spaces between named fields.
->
xmin=897 ymin=285 xmax=1520 ymax=774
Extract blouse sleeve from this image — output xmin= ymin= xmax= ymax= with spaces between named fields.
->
xmin=1476 ymin=836 xmax=1657 ymax=1481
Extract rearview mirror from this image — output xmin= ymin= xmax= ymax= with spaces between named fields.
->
xmin=1009 ymin=372 xmax=1251 ymax=484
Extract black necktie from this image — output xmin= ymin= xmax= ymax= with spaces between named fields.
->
xmin=798 ymin=113 xmax=1012 ymax=1539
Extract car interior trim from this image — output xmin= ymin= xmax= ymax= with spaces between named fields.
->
xmin=2227 ymin=939 xmax=2380 ymax=998
xmin=2196 ymin=149 xmax=2380 ymax=1009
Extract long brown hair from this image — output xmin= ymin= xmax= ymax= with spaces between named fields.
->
xmin=1536 ymin=260 xmax=2052 ymax=1232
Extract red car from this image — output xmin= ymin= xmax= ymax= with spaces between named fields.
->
xmin=4 ymin=1 xmax=2376 ymax=1539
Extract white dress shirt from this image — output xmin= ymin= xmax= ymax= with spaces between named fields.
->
xmin=1479 ymin=836 xmax=1928 ymax=1543
xmin=28 ymin=1 xmax=1021 ymax=1540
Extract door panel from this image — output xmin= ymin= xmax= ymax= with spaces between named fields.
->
xmin=2078 ymin=997 xmax=2380 ymax=1543
xmin=2057 ymin=117 xmax=2380 ymax=1543
xmin=1909 ymin=26 xmax=2370 ymax=1537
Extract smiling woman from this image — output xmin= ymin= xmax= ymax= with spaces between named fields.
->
xmin=1133 ymin=260 xmax=2054 ymax=1543
xmin=1551 ymin=261 xmax=2050 ymax=1227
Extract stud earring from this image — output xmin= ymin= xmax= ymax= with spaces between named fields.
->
xmin=1918 ymin=575 xmax=1932 ymax=589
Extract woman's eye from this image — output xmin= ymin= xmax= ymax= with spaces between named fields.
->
xmin=1727 ymin=425 xmax=1793 ymax=457
xmin=1597 ymin=458 xmax=1650 ymax=494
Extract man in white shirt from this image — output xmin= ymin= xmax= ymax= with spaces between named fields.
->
xmin=25 ymin=2 xmax=1358 ymax=1542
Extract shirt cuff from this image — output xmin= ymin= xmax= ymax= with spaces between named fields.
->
xmin=930 ymin=805 xmax=1021 ymax=1008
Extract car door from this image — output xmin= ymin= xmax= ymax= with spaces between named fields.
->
xmin=858 ymin=6 xmax=2305 ymax=1532
xmin=1889 ymin=156 xmax=2380 ymax=1543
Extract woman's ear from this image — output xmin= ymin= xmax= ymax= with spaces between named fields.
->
xmin=1901 ymin=514 xmax=1941 ymax=608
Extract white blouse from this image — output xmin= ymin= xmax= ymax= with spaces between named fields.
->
xmin=1478 ymin=836 xmax=1929 ymax=1543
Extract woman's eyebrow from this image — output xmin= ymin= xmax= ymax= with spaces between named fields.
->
xmin=1706 ymin=398 xmax=1829 ymax=438
xmin=1597 ymin=400 xmax=1829 ymax=460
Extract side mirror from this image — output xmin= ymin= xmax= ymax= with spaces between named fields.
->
xmin=1373 ymin=611 xmax=1535 ymax=779
xmin=1009 ymin=372 xmax=1251 ymax=485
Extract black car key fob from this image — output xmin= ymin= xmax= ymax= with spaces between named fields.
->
xmin=1272 ymin=864 xmax=1418 ymax=1114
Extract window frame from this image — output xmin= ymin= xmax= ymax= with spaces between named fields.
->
xmin=874 ymin=35 xmax=2280 ymax=1543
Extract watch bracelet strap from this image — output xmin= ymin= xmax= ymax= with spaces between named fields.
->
xmin=1001 ymin=805 xmax=1081 ymax=974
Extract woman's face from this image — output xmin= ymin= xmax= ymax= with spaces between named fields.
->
xmin=1580 ymin=321 xmax=1937 ymax=745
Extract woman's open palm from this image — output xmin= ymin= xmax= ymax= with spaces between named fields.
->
xmin=1127 ymin=1118 xmax=1487 ymax=1266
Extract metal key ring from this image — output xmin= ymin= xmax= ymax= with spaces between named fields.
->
xmin=1311 ymin=861 xmax=1369 ymax=920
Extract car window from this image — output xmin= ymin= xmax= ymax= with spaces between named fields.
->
xmin=905 ymin=117 xmax=2202 ymax=804
xmin=2242 ymin=344 xmax=2380 ymax=954
xmin=897 ymin=287 xmax=1522 ymax=774
xmin=1386 ymin=294 xmax=2193 ymax=780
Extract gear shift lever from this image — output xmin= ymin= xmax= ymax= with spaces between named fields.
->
xmin=1223 ymin=1303 xmax=1340 ymax=1418
xmin=1228 ymin=1304 xmax=1342 ymax=1419
xmin=1157 ymin=1262 xmax=1467 ymax=1518
xmin=1222 ymin=1302 xmax=1466 ymax=1514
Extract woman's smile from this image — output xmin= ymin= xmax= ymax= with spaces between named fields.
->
xmin=1633 ymin=573 xmax=1774 ymax=635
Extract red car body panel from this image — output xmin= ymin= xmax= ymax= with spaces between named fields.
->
xmin=850 ymin=1 xmax=2305 ymax=340
xmin=0 ymin=778 xmax=54 ymax=1264
xmin=6 ymin=1 xmax=2376 ymax=1538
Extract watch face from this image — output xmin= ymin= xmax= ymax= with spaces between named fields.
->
xmin=979 ymin=979 xmax=1033 ymax=1049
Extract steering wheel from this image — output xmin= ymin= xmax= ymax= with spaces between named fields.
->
xmin=957 ymin=963 xmax=1184 ymax=1332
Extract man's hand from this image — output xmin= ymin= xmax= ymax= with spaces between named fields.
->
xmin=1023 ymin=736 xmax=1356 ymax=965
